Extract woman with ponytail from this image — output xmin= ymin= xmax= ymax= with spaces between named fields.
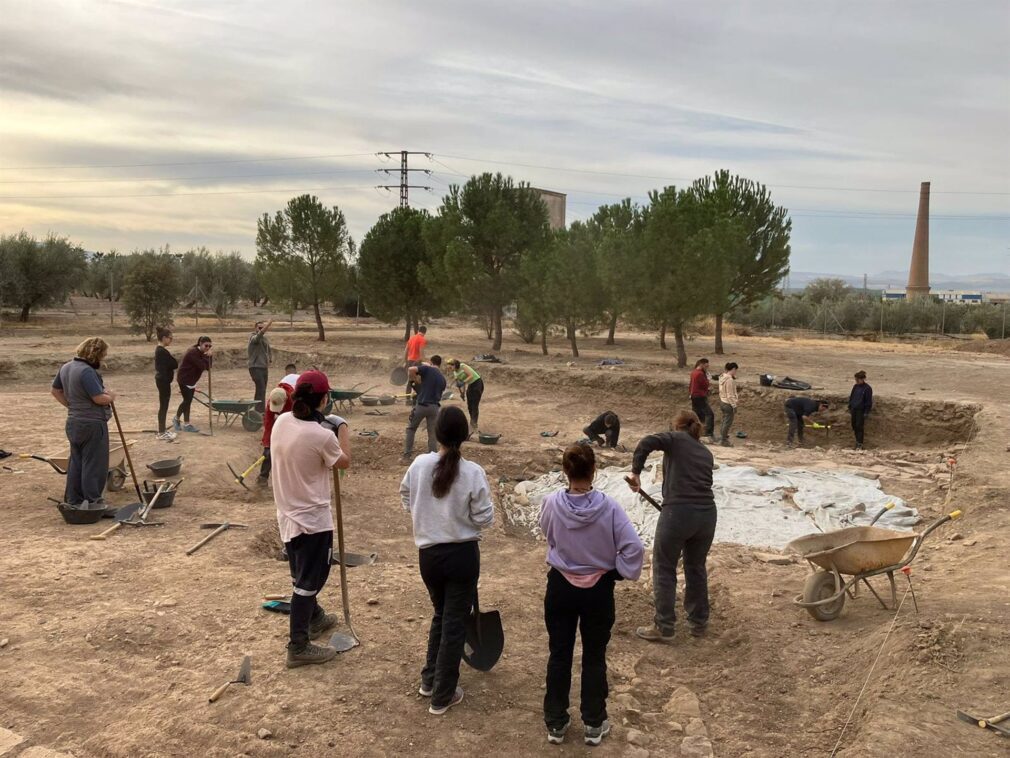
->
xmin=626 ymin=410 xmax=717 ymax=643
xmin=270 ymin=370 xmax=350 ymax=669
xmin=399 ymin=405 xmax=494 ymax=716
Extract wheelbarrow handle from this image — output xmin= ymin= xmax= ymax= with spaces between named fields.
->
xmin=869 ymin=502 xmax=896 ymax=525
xmin=901 ymin=509 xmax=963 ymax=568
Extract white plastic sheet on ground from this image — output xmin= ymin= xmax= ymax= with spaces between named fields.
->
xmin=503 ymin=454 xmax=919 ymax=550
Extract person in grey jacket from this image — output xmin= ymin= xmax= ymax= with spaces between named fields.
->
xmin=248 ymin=319 xmax=273 ymax=413
xmin=51 ymin=338 xmax=116 ymax=505
xmin=400 ymin=405 xmax=494 ymax=716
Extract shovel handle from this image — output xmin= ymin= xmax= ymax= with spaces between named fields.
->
xmin=90 ymin=521 xmax=123 ymax=541
xmin=208 ymin=681 xmax=231 ymax=703
xmin=262 ymin=593 xmax=289 ymax=601
xmin=187 ymin=523 xmax=228 ymax=555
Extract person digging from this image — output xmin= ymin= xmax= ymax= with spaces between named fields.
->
xmin=582 ymin=411 xmax=620 ymax=448
xmin=270 ymin=370 xmax=351 ymax=668
xmin=401 ymin=355 xmax=446 ymax=464
xmin=784 ymin=397 xmax=830 ymax=448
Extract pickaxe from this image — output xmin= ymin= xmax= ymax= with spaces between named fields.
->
xmin=227 ymin=456 xmax=265 ymax=490
xmin=186 ymin=521 xmax=248 ymax=555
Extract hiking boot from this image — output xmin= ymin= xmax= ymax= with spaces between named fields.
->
xmin=172 ymin=417 xmax=181 ymax=432
xmin=418 ymin=682 xmax=433 ymax=697
xmin=182 ymin=423 xmax=200 ymax=433
xmin=547 ymin=717 xmax=570 ymax=745
xmin=428 ymin=686 xmax=464 ymax=715
xmin=855 ymin=443 xmax=864 ymax=451
xmin=688 ymin=623 xmax=706 ymax=638
xmin=309 ymin=612 xmax=338 ymax=639
xmin=286 ymin=642 xmax=337 ymax=668
xmin=583 ymin=720 xmax=611 ymax=746
xmin=635 ymin=625 xmax=675 ymax=644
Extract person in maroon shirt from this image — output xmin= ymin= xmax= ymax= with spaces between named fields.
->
xmin=173 ymin=336 xmax=213 ymax=433
xmin=688 ymin=358 xmax=716 ymax=443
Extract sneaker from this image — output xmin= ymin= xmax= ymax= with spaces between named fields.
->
xmin=309 ymin=612 xmax=338 ymax=639
xmin=635 ymin=625 xmax=675 ymax=644
xmin=704 ymin=436 xmax=717 ymax=445
xmin=428 ymin=686 xmax=464 ymax=715
xmin=583 ymin=720 xmax=611 ymax=746
xmin=172 ymin=417 xmax=181 ymax=432
xmin=547 ymin=718 xmax=570 ymax=745
xmin=399 ymin=455 xmax=413 ymax=465
xmin=155 ymin=432 xmax=170 ymax=441
xmin=182 ymin=423 xmax=200 ymax=433
xmin=286 ymin=642 xmax=337 ymax=668
xmin=688 ymin=623 xmax=706 ymax=638
xmin=418 ymin=683 xmax=433 ymax=697
xmin=855 ymin=443 xmax=864 ymax=451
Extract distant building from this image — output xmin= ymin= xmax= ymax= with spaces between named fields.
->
xmin=882 ymin=289 xmax=985 ymax=305
xmin=532 ymin=188 xmax=566 ymax=230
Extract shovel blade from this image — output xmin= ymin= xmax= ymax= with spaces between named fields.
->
xmin=327 ymin=631 xmax=359 ymax=653
xmin=463 ymin=609 xmax=504 ymax=672
xmin=235 ymin=654 xmax=252 ymax=685
xmin=329 ymin=551 xmax=378 ymax=568
xmin=113 ymin=502 xmax=143 ymax=522
xmin=390 ymin=367 xmax=408 ymax=385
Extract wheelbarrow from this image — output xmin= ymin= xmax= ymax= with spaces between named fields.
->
xmin=21 ymin=439 xmax=137 ymax=492
xmin=193 ymin=390 xmax=262 ymax=432
xmin=786 ymin=508 xmax=962 ymax=621
xmin=327 ymin=386 xmax=376 ymax=414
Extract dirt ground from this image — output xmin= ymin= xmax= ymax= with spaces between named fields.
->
xmin=1 ymin=302 xmax=1008 ymax=758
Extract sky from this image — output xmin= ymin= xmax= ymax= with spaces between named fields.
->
xmin=1 ymin=1 xmax=1008 ymax=277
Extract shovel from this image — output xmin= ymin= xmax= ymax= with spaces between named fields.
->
xmin=462 ymin=588 xmax=504 ymax=672
xmin=956 ymin=708 xmax=1010 ymax=736
xmin=327 ymin=468 xmax=360 ymax=653
xmin=330 ymin=551 xmax=378 ymax=568
xmin=625 ymin=476 xmax=663 ymax=513
xmin=390 ymin=366 xmax=408 ymax=386
xmin=208 ymin=654 xmax=251 ymax=703
xmin=227 ymin=456 xmax=266 ymax=490
xmin=89 ymin=482 xmax=169 ymax=541
xmin=110 ymin=401 xmax=143 ymax=501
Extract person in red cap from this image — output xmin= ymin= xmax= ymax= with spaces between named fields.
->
xmin=270 ymin=369 xmax=351 ymax=668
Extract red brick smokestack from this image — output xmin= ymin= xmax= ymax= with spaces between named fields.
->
xmin=906 ymin=181 xmax=930 ymax=299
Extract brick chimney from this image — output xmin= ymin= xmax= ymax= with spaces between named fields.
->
xmin=906 ymin=181 xmax=930 ymax=299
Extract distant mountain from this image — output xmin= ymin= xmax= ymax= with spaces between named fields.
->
xmin=788 ymin=271 xmax=1010 ymax=292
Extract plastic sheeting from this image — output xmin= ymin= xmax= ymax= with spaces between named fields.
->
xmin=502 ymin=454 xmax=920 ymax=550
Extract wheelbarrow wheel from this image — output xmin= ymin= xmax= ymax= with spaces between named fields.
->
xmin=242 ymin=409 xmax=263 ymax=432
xmin=107 ymin=467 xmax=126 ymax=492
xmin=802 ymin=571 xmax=846 ymax=621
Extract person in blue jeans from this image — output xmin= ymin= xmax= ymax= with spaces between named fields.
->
xmin=539 ymin=443 xmax=644 ymax=746
xmin=51 ymin=338 xmax=116 ymax=504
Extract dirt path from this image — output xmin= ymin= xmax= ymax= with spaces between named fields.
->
xmin=0 ymin=311 xmax=1007 ymax=757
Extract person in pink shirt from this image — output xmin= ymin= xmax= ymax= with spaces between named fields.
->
xmin=538 ymin=444 xmax=644 ymax=746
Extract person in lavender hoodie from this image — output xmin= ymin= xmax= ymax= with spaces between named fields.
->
xmin=539 ymin=443 xmax=644 ymax=747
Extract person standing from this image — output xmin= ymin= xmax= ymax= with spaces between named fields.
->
xmin=400 ymin=406 xmax=494 ymax=715
xmin=50 ymin=338 xmax=115 ymax=505
xmin=173 ymin=336 xmax=213 ymax=433
xmin=784 ymin=397 xmax=829 ymax=447
xmin=627 ymin=410 xmax=716 ymax=642
xmin=848 ymin=371 xmax=873 ymax=450
xmin=447 ymin=359 xmax=484 ymax=433
xmin=539 ymin=444 xmax=643 ymax=746
xmin=717 ymin=362 xmax=739 ymax=447
xmin=402 ymin=355 xmax=446 ymax=463
xmin=154 ymin=327 xmax=178 ymax=441
xmin=688 ymin=358 xmax=716 ymax=443
xmin=404 ymin=326 xmax=428 ymax=401
xmin=270 ymin=370 xmax=350 ymax=668
xmin=582 ymin=412 xmax=620 ymax=448
xmin=248 ymin=319 xmax=273 ymax=413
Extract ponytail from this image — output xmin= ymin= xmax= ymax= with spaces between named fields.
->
xmin=673 ymin=410 xmax=703 ymax=440
xmin=292 ymin=383 xmax=325 ymax=420
xmin=431 ymin=406 xmax=469 ymax=498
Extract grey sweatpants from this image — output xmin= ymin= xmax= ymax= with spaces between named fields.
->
xmin=65 ymin=418 xmax=110 ymax=504
xmin=719 ymin=402 xmax=735 ymax=442
xmin=652 ymin=503 xmax=717 ymax=634
xmin=404 ymin=403 xmax=439 ymax=456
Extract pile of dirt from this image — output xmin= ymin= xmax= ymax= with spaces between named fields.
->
xmin=954 ymin=339 xmax=1010 ymax=356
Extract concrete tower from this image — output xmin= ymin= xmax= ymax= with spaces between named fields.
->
xmin=906 ymin=181 xmax=931 ymax=298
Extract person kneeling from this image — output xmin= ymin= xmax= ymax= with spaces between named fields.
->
xmin=270 ymin=370 xmax=350 ymax=668
xmin=582 ymin=411 xmax=620 ymax=448
xmin=540 ymin=444 xmax=644 ymax=746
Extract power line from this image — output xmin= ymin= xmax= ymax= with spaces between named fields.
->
xmin=0 ymin=151 xmax=376 ymax=172
xmin=376 ymin=151 xmax=433 ymax=208
xmin=0 ymin=167 xmax=378 ymax=185
xmin=0 ymin=184 xmax=380 ymax=201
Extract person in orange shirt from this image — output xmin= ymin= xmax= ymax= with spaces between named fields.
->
xmin=404 ymin=326 xmax=428 ymax=403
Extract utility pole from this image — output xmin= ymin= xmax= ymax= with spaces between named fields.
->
xmin=377 ymin=151 xmax=433 ymax=208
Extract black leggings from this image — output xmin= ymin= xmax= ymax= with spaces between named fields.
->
xmin=156 ymin=376 xmax=172 ymax=433
xmin=176 ymin=384 xmax=195 ymax=423
xmin=466 ymin=378 xmax=484 ymax=428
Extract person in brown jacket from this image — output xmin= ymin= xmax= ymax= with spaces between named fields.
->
xmin=717 ymin=362 xmax=739 ymax=446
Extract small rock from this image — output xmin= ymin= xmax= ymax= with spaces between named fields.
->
xmin=625 ymin=747 xmax=650 ymax=758
xmin=0 ymin=638 xmax=8 ymax=648
xmin=405 ymin=616 xmax=415 ymax=622
xmin=754 ymin=552 xmax=792 ymax=565
xmin=160 ymin=599 xmax=177 ymax=608
xmin=963 ymin=539 xmax=977 ymax=547
xmin=366 ymin=598 xmax=379 ymax=606
xmin=257 ymin=728 xmax=272 ymax=740
xmin=626 ymin=728 xmax=650 ymax=747
xmin=668 ymin=721 xmax=684 ymax=733
xmin=663 ymin=687 xmax=702 ymax=720
xmin=685 ymin=718 xmax=708 ymax=737
xmin=680 ymin=735 xmax=715 ymax=758
xmin=615 ymin=693 xmax=642 ymax=710
xmin=948 ymin=533 xmax=963 ymax=541
xmin=85 ymin=633 xmax=92 ymax=642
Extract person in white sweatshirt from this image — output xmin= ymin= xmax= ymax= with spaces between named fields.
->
xmin=400 ymin=405 xmax=494 ymax=716
xmin=717 ymin=362 xmax=739 ymax=447
xmin=539 ymin=443 xmax=644 ymax=746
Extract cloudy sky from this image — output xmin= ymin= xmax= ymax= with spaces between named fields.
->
xmin=2 ymin=1 xmax=1008 ymax=278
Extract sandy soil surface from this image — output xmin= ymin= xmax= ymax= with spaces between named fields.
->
xmin=1 ymin=302 xmax=1008 ymax=757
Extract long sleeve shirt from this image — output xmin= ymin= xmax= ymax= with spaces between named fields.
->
xmin=154 ymin=346 xmax=178 ymax=381
xmin=718 ymin=373 xmax=738 ymax=408
xmin=689 ymin=368 xmax=710 ymax=398
xmin=849 ymin=383 xmax=873 ymax=413
xmin=400 ymin=453 xmax=494 ymax=548
xmin=631 ymin=431 xmax=715 ymax=507
xmin=177 ymin=346 xmax=212 ymax=387
xmin=248 ymin=331 xmax=271 ymax=369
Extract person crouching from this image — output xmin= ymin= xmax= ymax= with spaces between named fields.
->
xmin=270 ymin=370 xmax=350 ymax=668
xmin=539 ymin=443 xmax=644 ymax=746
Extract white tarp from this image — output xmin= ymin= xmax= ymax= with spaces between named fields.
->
xmin=503 ymin=455 xmax=919 ymax=550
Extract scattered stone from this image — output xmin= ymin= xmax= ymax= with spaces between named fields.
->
xmin=626 ymin=728 xmax=650 ymax=747
xmin=0 ymin=638 xmax=8 ymax=648
xmin=625 ymin=747 xmax=650 ymax=758
xmin=948 ymin=533 xmax=963 ymax=542
xmin=257 ymin=728 xmax=272 ymax=740
xmin=614 ymin=693 xmax=641 ymax=710
xmin=405 ymin=616 xmax=415 ymax=622
xmin=685 ymin=718 xmax=708 ymax=737
xmin=668 ymin=721 xmax=684 ymax=732
xmin=963 ymin=539 xmax=977 ymax=547
xmin=366 ymin=598 xmax=379 ymax=606
xmin=0 ymin=727 xmax=25 ymax=753
xmin=20 ymin=748 xmax=76 ymax=758
xmin=680 ymin=735 xmax=715 ymax=758
xmin=754 ymin=552 xmax=793 ymax=566
xmin=663 ymin=687 xmax=702 ymax=720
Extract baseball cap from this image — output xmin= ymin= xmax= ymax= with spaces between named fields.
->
xmin=268 ymin=387 xmax=288 ymax=413
xmin=297 ymin=369 xmax=331 ymax=395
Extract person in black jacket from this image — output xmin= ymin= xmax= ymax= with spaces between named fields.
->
xmin=154 ymin=327 xmax=178 ymax=441
xmin=784 ymin=397 xmax=829 ymax=447
xmin=848 ymin=371 xmax=873 ymax=450
xmin=582 ymin=412 xmax=620 ymax=448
